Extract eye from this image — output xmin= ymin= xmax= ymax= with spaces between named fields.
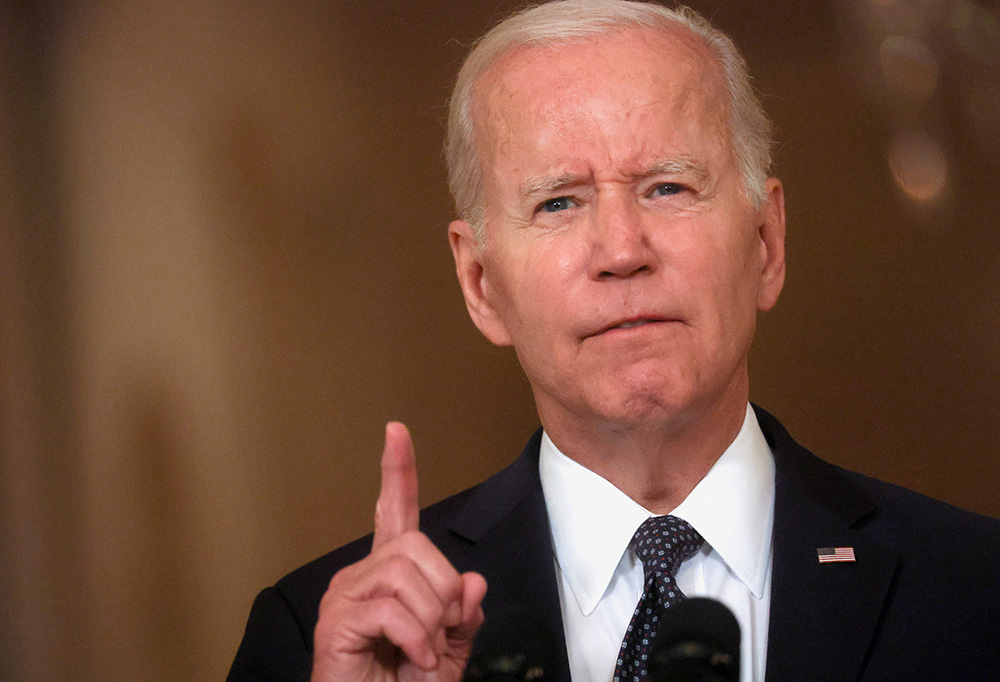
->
xmin=537 ymin=196 xmax=577 ymax=213
xmin=649 ymin=183 xmax=684 ymax=197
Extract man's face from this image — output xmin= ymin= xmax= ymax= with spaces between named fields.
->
xmin=450 ymin=27 xmax=785 ymax=436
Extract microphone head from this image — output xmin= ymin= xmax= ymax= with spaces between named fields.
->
xmin=648 ymin=597 xmax=741 ymax=682
xmin=463 ymin=612 xmax=557 ymax=682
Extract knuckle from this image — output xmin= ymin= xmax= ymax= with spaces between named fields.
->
xmin=395 ymin=529 xmax=426 ymax=551
xmin=381 ymin=553 xmax=416 ymax=583
xmin=370 ymin=596 xmax=397 ymax=622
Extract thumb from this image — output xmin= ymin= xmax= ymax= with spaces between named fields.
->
xmin=448 ymin=572 xmax=487 ymax=652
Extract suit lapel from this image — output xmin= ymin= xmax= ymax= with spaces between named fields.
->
xmin=443 ymin=412 xmax=900 ymax=682
xmin=448 ymin=430 xmax=572 ymax=682
xmin=757 ymin=408 xmax=899 ymax=682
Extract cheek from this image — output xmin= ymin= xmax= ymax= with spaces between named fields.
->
xmin=489 ymin=237 xmax=577 ymax=318
xmin=482 ymin=251 xmax=546 ymax=342
xmin=715 ymin=246 xmax=765 ymax=343
xmin=684 ymin=231 xmax=761 ymax=325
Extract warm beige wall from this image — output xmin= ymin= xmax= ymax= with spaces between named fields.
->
xmin=1 ymin=1 xmax=997 ymax=681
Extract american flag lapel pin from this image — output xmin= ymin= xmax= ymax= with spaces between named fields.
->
xmin=817 ymin=547 xmax=856 ymax=563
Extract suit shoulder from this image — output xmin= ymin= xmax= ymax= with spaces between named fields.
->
xmin=758 ymin=405 xmax=1000 ymax=566
xmin=837 ymin=465 xmax=1000 ymax=553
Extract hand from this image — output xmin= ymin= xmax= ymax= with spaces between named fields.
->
xmin=311 ymin=422 xmax=488 ymax=682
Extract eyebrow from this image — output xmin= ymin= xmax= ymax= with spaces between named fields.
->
xmin=518 ymin=155 xmax=710 ymax=199
xmin=640 ymin=156 xmax=709 ymax=183
xmin=519 ymin=172 xmax=587 ymax=199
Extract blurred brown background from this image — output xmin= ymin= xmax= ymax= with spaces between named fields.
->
xmin=1 ymin=0 xmax=997 ymax=680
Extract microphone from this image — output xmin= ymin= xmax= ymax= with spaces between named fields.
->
xmin=462 ymin=613 xmax=557 ymax=682
xmin=648 ymin=597 xmax=741 ymax=682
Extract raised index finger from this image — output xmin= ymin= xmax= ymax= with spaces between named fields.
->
xmin=372 ymin=421 xmax=420 ymax=549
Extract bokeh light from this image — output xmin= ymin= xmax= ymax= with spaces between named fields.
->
xmin=888 ymin=130 xmax=948 ymax=202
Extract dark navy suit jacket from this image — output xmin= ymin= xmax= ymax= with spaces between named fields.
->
xmin=227 ymin=407 xmax=1000 ymax=681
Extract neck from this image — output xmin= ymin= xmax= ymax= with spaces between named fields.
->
xmin=539 ymin=394 xmax=749 ymax=515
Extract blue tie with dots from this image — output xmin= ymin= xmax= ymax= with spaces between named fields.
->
xmin=613 ymin=515 xmax=705 ymax=682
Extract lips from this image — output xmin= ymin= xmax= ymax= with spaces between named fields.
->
xmin=586 ymin=315 xmax=674 ymax=338
xmin=612 ymin=319 xmax=654 ymax=330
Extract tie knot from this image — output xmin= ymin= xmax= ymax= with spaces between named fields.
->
xmin=631 ymin=515 xmax=704 ymax=576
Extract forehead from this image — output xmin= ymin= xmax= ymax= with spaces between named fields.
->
xmin=473 ymin=26 xmax=731 ymax=186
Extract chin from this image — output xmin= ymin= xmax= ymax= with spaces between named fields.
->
xmin=587 ymin=380 xmax=700 ymax=431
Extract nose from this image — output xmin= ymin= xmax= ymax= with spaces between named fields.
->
xmin=588 ymin=193 xmax=656 ymax=280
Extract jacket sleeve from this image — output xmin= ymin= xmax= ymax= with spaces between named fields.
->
xmin=226 ymin=586 xmax=313 ymax=682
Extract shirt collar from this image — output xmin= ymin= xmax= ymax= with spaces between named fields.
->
xmin=539 ymin=404 xmax=775 ymax=616
xmin=671 ymin=405 xmax=775 ymax=599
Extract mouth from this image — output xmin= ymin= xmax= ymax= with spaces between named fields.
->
xmin=612 ymin=319 xmax=655 ymax=330
xmin=587 ymin=316 xmax=675 ymax=338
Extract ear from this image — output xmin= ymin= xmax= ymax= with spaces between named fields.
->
xmin=756 ymin=177 xmax=786 ymax=312
xmin=448 ymin=220 xmax=513 ymax=346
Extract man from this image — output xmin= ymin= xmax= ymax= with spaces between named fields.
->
xmin=228 ymin=2 xmax=1000 ymax=681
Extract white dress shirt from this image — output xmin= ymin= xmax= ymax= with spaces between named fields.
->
xmin=538 ymin=404 xmax=775 ymax=682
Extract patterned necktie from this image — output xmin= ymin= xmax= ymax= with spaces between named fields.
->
xmin=613 ymin=515 xmax=705 ymax=682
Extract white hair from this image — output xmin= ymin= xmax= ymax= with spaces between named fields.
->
xmin=445 ymin=0 xmax=774 ymax=239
